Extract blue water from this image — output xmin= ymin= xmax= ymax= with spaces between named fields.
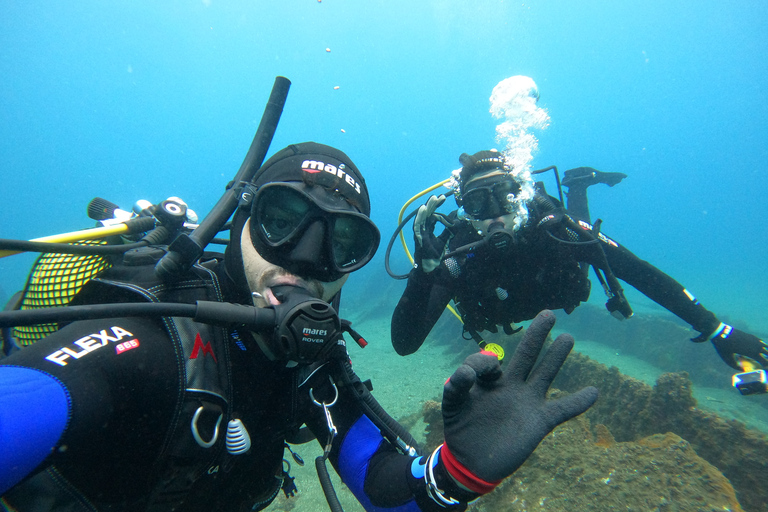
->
xmin=0 ymin=5 xmax=764 ymax=327
xmin=2 ymin=0 xmax=766 ymax=335
xmin=1 ymin=1 xmax=767 ymax=508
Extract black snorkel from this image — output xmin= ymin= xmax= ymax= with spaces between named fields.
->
xmin=155 ymin=76 xmax=291 ymax=281
xmin=0 ymin=76 xmax=295 ymax=337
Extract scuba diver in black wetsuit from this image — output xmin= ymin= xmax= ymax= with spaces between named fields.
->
xmin=0 ymin=89 xmax=598 ymax=511
xmin=390 ymin=149 xmax=768 ymax=387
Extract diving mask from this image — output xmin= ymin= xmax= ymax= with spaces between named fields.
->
xmin=250 ymin=182 xmax=380 ymax=282
xmin=461 ymin=175 xmax=521 ymax=221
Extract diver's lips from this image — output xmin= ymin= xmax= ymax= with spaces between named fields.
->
xmin=262 ymin=288 xmax=280 ymax=306
xmin=488 ymin=221 xmax=505 ymax=232
xmin=263 ymin=280 xmax=316 ymax=305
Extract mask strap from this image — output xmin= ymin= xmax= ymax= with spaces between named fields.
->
xmin=238 ymin=183 xmax=259 ymax=210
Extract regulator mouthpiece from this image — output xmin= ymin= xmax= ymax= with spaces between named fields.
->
xmin=487 ymin=222 xmax=513 ymax=251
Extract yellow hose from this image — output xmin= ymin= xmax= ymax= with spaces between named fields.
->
xmin=0 ymin=223 xmax=131 ymax=259
xmin=396 ymin=178 xmax=463 ymax=322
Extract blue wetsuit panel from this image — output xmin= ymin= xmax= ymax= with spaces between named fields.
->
xmin=0 ymin=366 xmax=70 ymax=494
xmin=337 ymin=415 xmax=421 ymax=512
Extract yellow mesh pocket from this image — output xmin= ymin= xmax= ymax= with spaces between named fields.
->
xmin=13 ymin=240 xmax=112 ymax=346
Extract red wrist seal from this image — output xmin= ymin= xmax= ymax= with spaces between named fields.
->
xmin=440 ymin=443 xmax=501 ymax=494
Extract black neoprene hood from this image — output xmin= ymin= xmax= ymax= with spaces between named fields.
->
xmin=224 ymin=142 xmax=372 ymax=292
xmin=251 ymin=142 xmax=370 ymax=216
xmin=459 ymin=150 xmax=507 ymax=188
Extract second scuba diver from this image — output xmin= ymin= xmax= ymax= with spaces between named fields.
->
xmin=391 ymin=149 xmax=768 ymax=381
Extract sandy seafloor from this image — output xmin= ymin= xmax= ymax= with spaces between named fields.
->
xmin=261 ymin=283 xmax=768 ymax=512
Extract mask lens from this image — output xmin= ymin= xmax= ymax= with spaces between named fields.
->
xmin=255 ymin=186 xmax=310 ymax=244
xmin=332 ymin=215 xmax=377 ymax=269
xmin=252 ymin=183 xmax=380 ymax=279
xmin=493 ymin=179 xmax=518 ymax=204
xmin=462 ymin=188 xmax=491 ymax=219
xmin=462 ymin=177 xmax=519 ymax=220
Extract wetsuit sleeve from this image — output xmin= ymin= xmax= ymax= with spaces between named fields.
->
xmin=391 ymin=269 xmax=455 ymax=356
xmin=299 ymin=358 xmax=475 ymax=512
xmin=0 ymin=366 xmax=70 ymax=494
xmin=0 ymin=317 xmax=179 ymax=496
xmin=577 ymin=232 xmax=720 ymax=336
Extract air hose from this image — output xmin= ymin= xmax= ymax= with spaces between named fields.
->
xmin=309 ymin=357 xmax=422 ymax=512
xmin=383 ymin=182 xmax=464 ymax=322
xmin=316 ymin=457 xmax=344 ymax=512
xmin=384 ymin=179 xmax=454 ymax=280
xmin=340 ymin=359 xmax=420 ymax=456
xmin=0 ymin=300 xmax=277 ymax=330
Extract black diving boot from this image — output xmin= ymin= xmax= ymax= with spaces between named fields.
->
xmin=562 ymin=166 xmax=628 ymax=223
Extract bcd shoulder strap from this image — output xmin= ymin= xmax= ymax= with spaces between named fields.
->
xmin=57 ymin=248 xmax=235 ymax=511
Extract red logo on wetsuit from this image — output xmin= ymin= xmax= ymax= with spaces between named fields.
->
xmin=189 ymin=333 xmax=218 ymax=363
xmin=116 ymin=339 xmax=140 ymax=354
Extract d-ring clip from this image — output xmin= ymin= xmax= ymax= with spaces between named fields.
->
xmin=309 ymin=375 xmax=338 ymax=407
xmin=309 ymin=376 xmax=339 ymax=459
xmin=191 ymin=406 xmax=223 ymax=448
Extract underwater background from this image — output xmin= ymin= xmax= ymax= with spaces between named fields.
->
xmin=2 ymin=1 xmax=767 ymax=510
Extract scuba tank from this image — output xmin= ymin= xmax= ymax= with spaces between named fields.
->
xmin=1 ymin=196 xmax=192 ymax=353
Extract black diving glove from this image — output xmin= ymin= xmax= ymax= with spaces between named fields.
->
xmin=704 ymin=324 xmax=768 ymax=370
xmin=413 ymin=195 xmax=451 ymax=273
xmin=440 ymin=310 xmax=598 ymax=492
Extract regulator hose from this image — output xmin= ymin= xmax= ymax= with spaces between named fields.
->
xmin=0 ymin=300 xmax=277 ymax=331
xmin=316 ymin=456 xmax=344 ymax=512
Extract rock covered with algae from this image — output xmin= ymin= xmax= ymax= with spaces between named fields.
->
xmin=467 ymin=415 xmax=743 ymax=512
xmin=418 ymin=354 xmax=768 ymax=511
xmin=553 ymin=353 xmax=768 ymax=511
xmin=422 ymin=398 xmax=743 ymax=512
